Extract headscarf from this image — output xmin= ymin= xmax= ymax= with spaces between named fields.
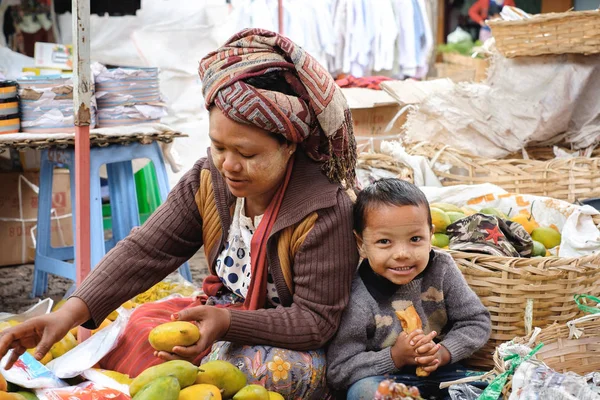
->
xmin=198 ymin=28 xmax=356 ymax=187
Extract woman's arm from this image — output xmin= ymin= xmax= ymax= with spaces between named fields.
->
xmin=71 ymin=158 xmax=207 ymax=329
xmin=469 ymin=0 xmax=487 ymax=25
xmin=222 ymin=189 xmax=359 ymax=349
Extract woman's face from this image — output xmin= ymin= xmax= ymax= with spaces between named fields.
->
xmin=209 ymin=108 xmax=296 ymax=207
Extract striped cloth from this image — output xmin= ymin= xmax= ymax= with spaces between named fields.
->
xmin=198 ymin=28 xmax=356 ymax=187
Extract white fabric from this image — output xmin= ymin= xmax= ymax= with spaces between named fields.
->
xmin=215 ymin=198 xmax=280 ymax=306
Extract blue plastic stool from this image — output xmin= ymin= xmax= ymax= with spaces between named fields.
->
xmin=32 ymin=141 xmax=192 ymax=297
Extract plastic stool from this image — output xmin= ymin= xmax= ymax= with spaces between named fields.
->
xmin=32 ymin=141 xmax=192 ymax=297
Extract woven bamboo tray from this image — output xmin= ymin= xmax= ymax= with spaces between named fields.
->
xmin=356 ymin=152 xmax=414 ymax=183
xmin=405 ymin=141 xmax=600 ymax=203
xmin=454 ymin=242 xmax=600 ymax=369
xmin=488 ymin=10 xmax=600 ymax=58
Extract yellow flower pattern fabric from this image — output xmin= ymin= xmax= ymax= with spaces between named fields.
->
xmin=267 ymin=355 xmax=292 ymax=382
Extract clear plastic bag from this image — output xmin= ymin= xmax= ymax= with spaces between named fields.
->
xmin=36 ymin=381 xmax=131 ymax=400
xmin=448 ymin=384 xmax=483 ymax=400
xmin=133 ymin=271 xmax=199 ymax=305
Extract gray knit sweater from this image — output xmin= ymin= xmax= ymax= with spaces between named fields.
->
xmin=326 ymin=250 xmax=491 ymax=390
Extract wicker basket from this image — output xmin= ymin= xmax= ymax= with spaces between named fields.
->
xmin=405 ymin=141 xmax=600 ymax=203
xmin=356 ymin=152 xmax=414 ymax=183
xmin=488 ymin=10 xmax=600 ymax=58
xmin=455 ymin=243 xmax=600 ymax=369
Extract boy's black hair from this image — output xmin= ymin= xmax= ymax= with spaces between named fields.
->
xmin=354 ymin=178 xmax=432 ymax=235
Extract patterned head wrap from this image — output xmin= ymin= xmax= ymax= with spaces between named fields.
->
xmin=199 ymin=28 xmax=356 ymax=187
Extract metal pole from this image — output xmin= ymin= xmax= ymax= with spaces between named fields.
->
xmin=72 ymin=0 xmax=92 ymax=342
xmin=278 ymin=0 xmax=284 ymax=34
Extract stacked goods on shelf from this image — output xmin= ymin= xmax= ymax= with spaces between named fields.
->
xmin=94 ymin=66 xmax=167 ymax=127
xmin=17 ymin=75 xmax=97 ymax=134
xmin=0 ymin=81 xmax=20 ymax=134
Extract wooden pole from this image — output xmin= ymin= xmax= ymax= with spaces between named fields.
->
xmin=278 ymin=0 xmax=283 ymax=34
xmin=72 ymin=0 xmax=92 ymax=341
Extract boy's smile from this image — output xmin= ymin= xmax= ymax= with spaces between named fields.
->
xmin=356 ymin=204 xmax=432 ymax=285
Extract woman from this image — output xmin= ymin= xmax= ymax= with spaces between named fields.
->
xmin=0 ymin=28 xmax=358 ymax=398
xmin=468 ymin=0 xmax=515 ymax=41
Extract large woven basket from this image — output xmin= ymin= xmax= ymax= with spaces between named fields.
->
xmin=356 ymin=152 xmax=414 ymax=183
xmin=455 ymin=243 xmax=600 ymax=369
xmin=405 ymin=141 xmax=600 ymax=203
xmin=487 ymin=10 xmax=600 ymax=58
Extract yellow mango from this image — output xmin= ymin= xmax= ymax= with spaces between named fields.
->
xmin=149 ymin=322 xmax=200 ymax=352
xmin=49 ymin=332 xmax=78 ymax=359
xmin=130 ymin=360 xmax=199 ymax=397
xmin=430 ymin=202 xmax=463 ymax=213
xmin=0 ymin=372 xmax=7 ymax=391
xmin=179 ymin=384 xmax=222 ymax=400
xmin=6 ymin=321 xmax=19 ymax=327
xmin=196 ymin=360 xmax=247 ymax=399
xmin=0 ymin=322 xmax=11 ymax=333
xmin=510 ymin=214 xmax=539 ymax=234
xmin=91 ymin=319 xmax=112 ymax=335
xmin=96 ymin=369 xmax=132 ymax=385
xmin=267 ymin=392 xmax=284 ymax=400
xmin=69 ymin=327 xmax=79 ymax=338
xmin=430 ymin=208 xmax=451 ymax=233
xmin=531 ymin=227 xmax=562 ymax=249
xmin=0 ymin=394 xmax=28 ymax=400
xmin=233 ymin=385 xmax=268 ymax=400
xmin=107 ymin=310 xmax=119 ymax=321
xmin=133 ymin=376 xmax=180 ymax=400
xmin=26 ymin=348 xmax=52 ymax=365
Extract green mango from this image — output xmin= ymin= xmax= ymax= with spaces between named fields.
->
xmin=15 ymin=393 xmax=39 ymax=400
xmin=233 ymin=385 xmax=269 ymax=400
xmin=132 ymin=376 xmax=180 ymax=400
xmin=129 ymin=360 xmax=198 ymax=397
xmin=196 ymin=360 xmax=247 ymax=399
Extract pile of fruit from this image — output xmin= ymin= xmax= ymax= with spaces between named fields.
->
xmin=128 ymin=359 xmax=282 ymax=400
xmin=430 ymin=202 xmax=562 ymax=257
xmin=134 ymin=281 xmax=195 ymax=305
xmin=374 ymin=380 xmax=423 ymax=399
xmin=0 ymin=373 xmax=37 ymax=400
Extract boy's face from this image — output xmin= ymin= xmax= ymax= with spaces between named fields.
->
xmin=356 ymin=204 xmax=432 ymax=285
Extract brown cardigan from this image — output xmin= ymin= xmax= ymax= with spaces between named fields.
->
xmin=73 ymin=150 xmax=358 ymax=350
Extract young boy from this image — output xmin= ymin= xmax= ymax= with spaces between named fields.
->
xmin=327 ymin=179 xmax=491 ymax=399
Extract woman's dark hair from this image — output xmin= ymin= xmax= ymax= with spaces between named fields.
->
xmin=354 ymin=178 xmax=432 ymax=235
xmin=243 ymin=71 xmax=297 ymax=96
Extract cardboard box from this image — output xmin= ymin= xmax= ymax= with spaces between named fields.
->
xmin=0 ymin=169 xmax=73 ymax=266
xmin=341 ymin=87 xmax=407 ymax=152
xmin=34 ymin=43 xmax=73 ymax=71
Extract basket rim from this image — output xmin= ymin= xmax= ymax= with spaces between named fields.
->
xmin=487 ymin=9 xmax=600 ymax=27
xmin=447 ymin=248 xmax=600 ymax=265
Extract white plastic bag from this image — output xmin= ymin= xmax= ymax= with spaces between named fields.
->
xmin=46 ymin=306 xmax=133 ymax=379
xmin=0 ymin=351 xmax=67 ymax=389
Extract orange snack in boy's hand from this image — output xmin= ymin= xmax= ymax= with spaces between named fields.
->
xmin=395 ymin=306 xmax=429 ymax=377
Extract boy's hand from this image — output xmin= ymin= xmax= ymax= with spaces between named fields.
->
xmin=391 ymin=330 xmax=423 ymax=369
xmin=416 ymin=344 xmax=452 ymax=373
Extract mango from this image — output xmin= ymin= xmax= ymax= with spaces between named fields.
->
xmin=461 ymin=207 xmax=478 ymax=216
xmin=6 ymin=321 xmax=19 ymax=327
xmin=479 ymin=207 xmax=507 ymax=219
xmin=91 ymin=319 xmax=112 ymax=335
xmin=0 ymin=373 xmax=6 ymax=391
xmin=510 ymin=214 xmax=539 ymax=234
xmin=430 ymin=208 xmax=451 ymax=233
xmin=133 ymin=376 xmax=180 ymax=400
xmin=122 ymin=300 xmax=136 ymax=309
xmin=446 ymin=211 xmax=466 ymax=223
xmin=0 ymin=394 xmax=28 ymax=400
xmin=107 ymin=310 xmax=119 ymax=321
xmin=26 ymin=348 xmax=52 ymax=365
xmin=96 ymin=369 xmax=132 ymax=385
xmin=52 ymin=299 xmax=66 ymax=312
xmin=267 ymin=392 xmax=284 ymax=400
xmin=196 ymin=361 xmax=247 ymax=399
xmin=179 ymin=384 xmax=222 ymax=400
xmin=430 ymin=202 xmax=463 ymax=213
xmin=49 ymin=332 xmax=78 ymax=359
xmin=0 ymin=322 xmax=11 ymax=333
xmin=233 ymin=385 xmax=268 ymax=400
xmin=532 ymin=240 xmax=547 ymax=257
xmin=149 ymin=322 xmax=200 ymax=352
xmin=531 ymin=227 xmax=561 ymax=249
xmin=431 ymin=233 xmax=450 ymax=248
xmin=130 ymin=360 xmax=199 ymax=397
xmin=14 ymin=393 xmax=37 ymax=400
xmin=69 ymin=327 xmax=79 ymax=338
